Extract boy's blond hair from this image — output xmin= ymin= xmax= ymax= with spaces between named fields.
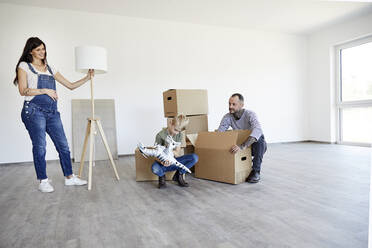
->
xmin=168 ymin=114 xmax=189 ymax=131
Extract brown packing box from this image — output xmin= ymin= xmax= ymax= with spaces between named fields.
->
xmin=186 ymin=134 xmax=198 ymax=175
xmin=163 ymin=89 xmax=208 ymax=117
xmin=184 ymin=143 xmax=195 ymax=172
xmin=189 ymin=130 xmax=253 ymax=185
xmin=184 ymin=142 xmax=195 ymax=154
xmin=168 ymin=115 xmax=208 ymax=135
xmin=169 ymin=115 xmax=208 ymax=145
xmin=184 ymin=115 xmax=208 ymax=135
xmin=135 ymin=148 xmax=176 ymax=181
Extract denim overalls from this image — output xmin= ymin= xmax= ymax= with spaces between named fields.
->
xmin=21 ymin=63 xmax=73 ymax=180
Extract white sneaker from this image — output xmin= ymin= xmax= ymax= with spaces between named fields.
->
xmin=65 ymin=174 xmax=87 ymax=186
xmin=39 ymin=178 xmax=54 ymax=193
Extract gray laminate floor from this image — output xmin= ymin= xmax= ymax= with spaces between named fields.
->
xmin=0 ymin=142 xmax=370 ymax=248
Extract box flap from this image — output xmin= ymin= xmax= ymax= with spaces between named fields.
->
xmin=194 ymin=130 xmax=251 ymax=150
xmin=186 ymin=133 xmax=198 ymax=146
xmin=195 ymin=131 xmax=236 ymax=149
xmin=236 ymin=129 xmax=252 ymax=145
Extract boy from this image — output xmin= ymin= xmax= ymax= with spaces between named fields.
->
xmin=151 ymin=114 xmax=198 ymax=188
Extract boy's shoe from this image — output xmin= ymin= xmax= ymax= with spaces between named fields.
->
xmin=172 ymin=170 xmax=189 ymax=187
xmin=158 ymin=175 xmax=166 ymax=189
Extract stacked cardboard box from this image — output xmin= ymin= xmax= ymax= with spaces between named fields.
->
xmin=163 ymin=89 xmax=209 ymax=158
xmin=135 ymin=89 xmax=208 ymax=181
xmin=163 ymin=89 xmax=208 ymax=117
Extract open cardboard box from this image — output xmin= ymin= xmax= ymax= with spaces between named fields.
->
xmin=187 ymin=130 xmax=252 ymax=184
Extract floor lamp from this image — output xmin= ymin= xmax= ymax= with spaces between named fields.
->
xmin=75 ymin=46 xmax=120 ymax=190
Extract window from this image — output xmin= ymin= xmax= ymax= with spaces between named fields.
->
xmin=336 ymin=37 xmax=372 ymax=146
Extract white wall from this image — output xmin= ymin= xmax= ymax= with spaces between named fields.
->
xmin=308 ymin=12 xmax=372 ymax=142
xmin=0 ymin=3 xmax=308 ymax=164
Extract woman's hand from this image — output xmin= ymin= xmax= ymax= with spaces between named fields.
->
xmin=43 ymin=89 xmax=58 ymax=101
xmin=86 ymin=69 xmax=94 ymax=80
xmin=55 ymin=70 xmax=93 ymax=90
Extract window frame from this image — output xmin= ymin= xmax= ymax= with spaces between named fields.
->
xmin=335 ymin=36 xmax=372 ymax=147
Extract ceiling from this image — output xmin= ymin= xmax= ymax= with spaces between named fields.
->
xmin=1 ymin=0 xmax=372 ymax=34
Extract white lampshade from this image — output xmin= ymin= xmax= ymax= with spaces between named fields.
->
xmin=75 ymin=46 xmax=107 ymax=74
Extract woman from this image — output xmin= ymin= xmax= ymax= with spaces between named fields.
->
xmin=151 ymin=114 xmax=198 ymax=189
xmin=14 ymin=37 xmax=93 ymax=193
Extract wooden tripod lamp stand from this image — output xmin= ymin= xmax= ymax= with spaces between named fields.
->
xmin=74 ymin=46 xmax=120 ymax=190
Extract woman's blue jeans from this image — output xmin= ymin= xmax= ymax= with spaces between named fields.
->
xmin=21 ymin=102 xmax=73 ymax=180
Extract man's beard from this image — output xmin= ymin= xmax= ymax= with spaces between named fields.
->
xmin=232 ymin=108 xmax=244 ymax=120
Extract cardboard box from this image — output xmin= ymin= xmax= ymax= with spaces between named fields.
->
xmin=169 ymin=115 xmax=207 ymax=148
xmin=135 ymin=148 xmax=176 ymax=181
xmin=169 ymin=114 xmax=208 ymax=136
xmin=184 ymin=143 xmax=195 ymax=155
xmin=163 ymin=89 xmax=208 ymax=117
xmin=183 ymin=143 xmax=196 ymax=172
xmin=185 ymin=115 xmax=208 ymax=134
xmin=189 ymin=130 xmax=252 ymax=184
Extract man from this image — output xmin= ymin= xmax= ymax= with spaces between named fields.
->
xmin=218 ymin=93 xmax=267 ymax=183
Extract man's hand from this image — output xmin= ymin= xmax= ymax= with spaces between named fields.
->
xmin=230 ymin=145 xmax=241 ymax=154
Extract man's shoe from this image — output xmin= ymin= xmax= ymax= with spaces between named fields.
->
xmin=246 ymin=170 xmax=260 ymax=183
xmin=158 ymin=175 xmax=166 ymax=189
xmin=173 ymin=170 xmax=189 ymax=187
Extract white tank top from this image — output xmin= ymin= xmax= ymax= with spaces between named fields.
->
xmin=18 ymin=62 xmax=58 ymax=101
